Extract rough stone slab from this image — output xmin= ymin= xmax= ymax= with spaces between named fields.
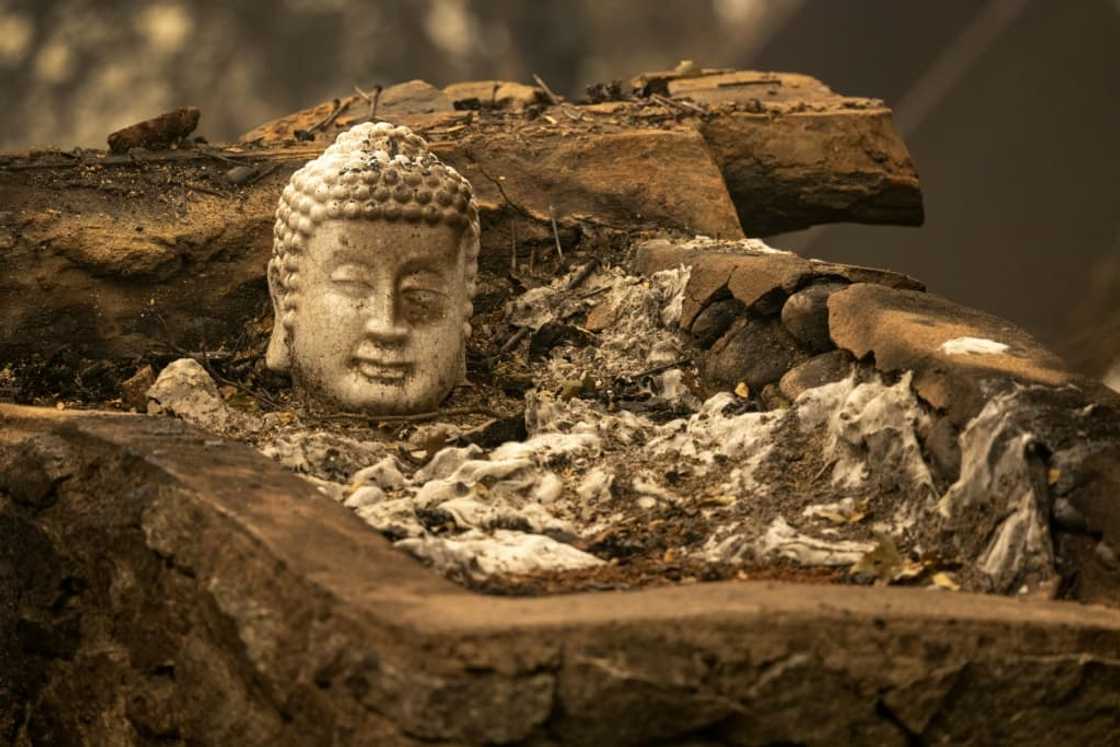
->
xmin=669 ymin=71 xmax=924 ymax=236
xmin=635 ymin=238 xmax=924 ymax=330
xmin=4 ymin=403 xmax=1120 ymax=745
xmin=827 ymin=283 xmax=1120 ymax=423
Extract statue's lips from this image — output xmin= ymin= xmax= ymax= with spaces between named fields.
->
xmin=353 ymin=358 xmax=412 ymax=382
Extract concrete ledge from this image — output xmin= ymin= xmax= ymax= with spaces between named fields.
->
xmin=3 ymin=404 xmax=1120 ymax=745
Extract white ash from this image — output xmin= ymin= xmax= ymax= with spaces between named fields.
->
xmin=755 ymin=517 xmax=876 ymax=566
xmin=938 ymin=387 xmax=1056 ymax=593
xmin=939 ymin=336 xmax=1011 ymax=355
xmin=143 ymin=265 xmax=1092 ymax=595
xmin=671 ymin=235 xmax=793 ymax=257
xmin=397 ymin=530 xmax=603 ymax=584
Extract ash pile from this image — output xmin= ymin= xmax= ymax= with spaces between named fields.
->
xmin=146 ymin=236 xmax=1120 ymax=601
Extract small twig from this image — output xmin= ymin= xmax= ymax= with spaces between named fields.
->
xmin=650 ymin=93 xmax=706 ymax=116
xmin=631 ymin=357 xmax=693 ymax=380
xmin=549 ymin=204 xmax=564 ymax=259
xmin=240 ymin=163 xmax=280 ymax=187
xmin=529 ymin=243 xmax=536 ymax=275
xmin=560 ymin=105 xmax=583 ymax=121
xmin=308 ymin=98 xmax=351 ymax=134
xmin=423 ymin=124 xmax=469 ymax=137
xmin=565 ymin=258 xmax=600 ymax=290
xmin=532 ymin=73 xmax=562 ymax=105
xmin=510 ymin=222 xmax=517 ymax=272
xmin=812 ymin=457 xmax=839 ymax=484
xmin=354 ymin=84 xmax=384 ymax=120
xmin=717 ymin=78 xmax=782 ymax=88
xmin=490 ymin=82 xmax=501 ymax=108
xmin=477 ymin=164 xmax=532 ymax=219
xmin=572 ymin=285 xmax=610 ymax=301
xmin=184 ymin=182 xmax=227 ymax=198
xmin=497 ymin=327 xmax=531 ymax=356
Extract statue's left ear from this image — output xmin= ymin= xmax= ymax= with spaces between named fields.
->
xmin=265 ymin=260 xmax=292 ymax=372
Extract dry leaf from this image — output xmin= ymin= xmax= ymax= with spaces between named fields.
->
xmin=734 ymin=382 xmax=750 ymax=399
xmin=1047 ymin=467 xmax=1061 ymax=486
xmin=852 ymin=535 xmax=903 ymax=581
xmin=932 ymin=572 xmax=960 ymax=591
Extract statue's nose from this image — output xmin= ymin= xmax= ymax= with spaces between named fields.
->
xmin=363 ymin=291 xmax=409 ymax=344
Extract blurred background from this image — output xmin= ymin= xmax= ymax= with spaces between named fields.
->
xmin=1 ymin=0 xmax=1117 ymax=382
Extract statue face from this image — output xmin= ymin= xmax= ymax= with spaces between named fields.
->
xmin=289 ymin=219 xmax=467 ymax=414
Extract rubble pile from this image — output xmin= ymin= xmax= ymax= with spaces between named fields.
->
xmin=144 ymin=237 xmax=1120 ymax=599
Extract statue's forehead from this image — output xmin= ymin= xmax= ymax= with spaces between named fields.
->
xmin=305 ymin=219 xmax=461 ymax=265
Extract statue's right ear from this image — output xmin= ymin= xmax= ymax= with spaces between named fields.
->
xmin=265 ymin=260 xmax=291 ymax=372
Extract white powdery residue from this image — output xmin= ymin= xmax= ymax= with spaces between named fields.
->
xmin=801 ymin=497 xmax=858 ymax=520
xmin=591 ymin=268 xmax=688 ymax=370
xmin=755 ymin=517 xmax=875 ymax=566
xmin=436 ymin=497 xmax=572 ymax=536
xmin=939 ymin=336 xmax=1010 ymax=356
xmin=740 ymin=237 xmax=791 ymax=255
xmin=938 ymin=389 xmax=1055 ymax=593
xmin=414 ymin=444 xmax=484 ymax=482
xmin=649 ymin=392 xmax=779 ymax=463
xmin=631 ymin=471 xmax=680 ymax=507
xmin=351 ymin=456 xmax=406 ymax=492
xmin=824 ymin=372 xmax=936 ymax=498
xmin=396 ymin=529 xmax=603 ymax=582
xmin=355 ymin=498 xmax=427 ymax=539
xmin=490 ymin=431 xmax=602 ymax=464
xmin=679 ymin=236 xmax=791 ymax=257
xmin=793 ymin=374 xmax=860 ymax=431
xmin=650 ymin=266 xmax=691 ymax=328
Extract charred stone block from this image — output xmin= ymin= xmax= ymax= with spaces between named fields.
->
xmin=778 ymin=349 xmax=855 ymax=401
xmin=689 ymin=297 xmax=745 ymax=348
xmin=702 ymin=316 xmax=808 ymax=390
xmin=781 ymin=281 xmax=847 ymax=354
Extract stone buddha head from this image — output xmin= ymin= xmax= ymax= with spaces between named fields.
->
xmin=266 ymin=122 xmax=480 ymax=414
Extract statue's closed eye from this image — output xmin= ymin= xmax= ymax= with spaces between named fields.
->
xmin=330 ymin=264 xmax=375 ymax=295
xmin=400 ymin=286 xmax=447 ymax=323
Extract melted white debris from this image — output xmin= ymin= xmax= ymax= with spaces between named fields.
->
xmin=679 ymin=235 xmax=792 ymax=256
xmin=938 ymin=388 xmax=1055 ymax=593
xmin=756 ymin=517 xmax=876 ymax=566
xmin=143 ymin=261 xmax=1094 ymax=594
xmin=396 ymin=529 xmax=603 ymax=582
xmin=797 ymin=372 xmax=935 ymax=504
xmin=939 ymin=336 xmax=1010 ymax=355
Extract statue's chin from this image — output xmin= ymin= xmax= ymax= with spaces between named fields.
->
xmin=302 ymin=372 xmax=448 ymax=415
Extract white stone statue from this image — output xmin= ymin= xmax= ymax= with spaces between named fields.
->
xmin=266 ymin=122 xmax=480 ymax=414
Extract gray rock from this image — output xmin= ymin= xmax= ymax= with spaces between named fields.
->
xmin=781 ymin=282 xmax=846 ymax=353
xmin=690 ymin=298 xmax=744 ymax=348
xmin=779 ymin=349 xmax=854 ymax=401
xmin=146 ymin=358 xmax=239 ymax=433
xmin=702 ymin=317 xmax=808 ymax=390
